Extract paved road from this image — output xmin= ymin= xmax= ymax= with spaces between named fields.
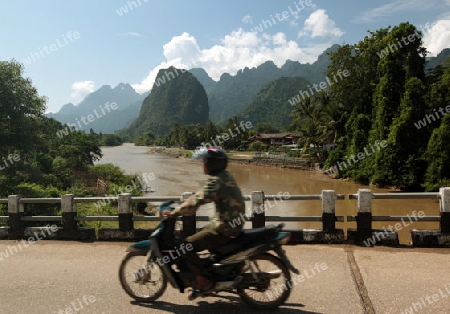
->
xmin=0 ymin=241 xmax=449 ymax=314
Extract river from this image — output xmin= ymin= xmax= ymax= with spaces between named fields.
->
xmin=97 ymin=143 xmax=440 ymax=244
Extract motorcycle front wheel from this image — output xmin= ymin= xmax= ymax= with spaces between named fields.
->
xmin=237 ymin=252 xmax=292 ymax=310
xmin=119 ymin=251 xmax=167 ymax=303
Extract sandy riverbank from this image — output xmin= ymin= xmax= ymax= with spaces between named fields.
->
xmin=147 ymin=147 xmax=318 ymax=172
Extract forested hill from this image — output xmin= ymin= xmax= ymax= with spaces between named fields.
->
xmin=47 ymin=83 xmax=148 ymax=133
xmin=426 ymin=48 xmax=450 ymax=73
xmin=190 ymin=44 xmax=339 ymax=123
xmin=120 ymin=67 xmax=209 ymax=137
xmin=239 ymin=77 xmax=311 ymax=131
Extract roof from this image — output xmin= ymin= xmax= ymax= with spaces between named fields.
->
xmin=250 ymin=133 xmax=301 ymax=139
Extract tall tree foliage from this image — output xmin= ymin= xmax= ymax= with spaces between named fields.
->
xmin=325 ymin=23 xmax=431 ymax=189
xmin=372 ymin=78 xmax=428 ymax=188
xmin=424 ymin=115 xmax=450 ymax=191
xmin=288 ymin=92 xmax=337 ymax=162
xmin=0 ymin=61 xmax=46 ymax=153
xmin=368 ymin=24 xmax=427 ymax=188
xmin=0 ymin=60 xmax=102 ymax=195
xmin=423 ymin=67 xmax=450 ymax=190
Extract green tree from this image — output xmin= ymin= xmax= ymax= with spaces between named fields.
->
xmin=423 ymin=114 xmax=450 ymax=191
xmin=326 ymin=23 xmax=428 ymax=188
xmin=288 ymin=94 xmax=333 ymax=161
xmin=0 ymin=60 xmax=46 ymax=155
xmin=0 ymin=60 xmax=103 ymax=196
xmin=223 ymin=116 xmax=248 ymax=149
xmin=135 ymin=131 xmax=156 ymax=146
xmin=423 ymin=68 xmax=450 ymax=191
xmin=248 ymin=141 xmax=267 ymax=151
xmin=253 ymin=123 xmax=280 ymax=134
xmin=371 ymin=78 xmax=428 ymax=188
xmin=368 ymin=24 xmax=427 ymax=188
xmin=203 ymin=120 xmax=218 ymax=142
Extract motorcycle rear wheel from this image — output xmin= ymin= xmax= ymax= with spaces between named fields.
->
xmin=119 ymin=251 xmax=167 ymax=303
xmin=237 ymin=252 xmax=292 ymax=310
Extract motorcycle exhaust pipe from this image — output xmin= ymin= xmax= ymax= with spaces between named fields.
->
xmin=265 ymin=269 xmax=282 ymax=279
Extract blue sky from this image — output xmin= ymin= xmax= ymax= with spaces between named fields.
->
xmin=1 ymin=0 xmax=449 ymax=113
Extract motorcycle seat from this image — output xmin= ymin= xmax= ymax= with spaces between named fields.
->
xmin=213 ymin=225 xmax=278 ymax=256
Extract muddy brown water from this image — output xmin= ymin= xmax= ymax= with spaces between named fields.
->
xmin=97 ymin=143 xmax=440 ymax=245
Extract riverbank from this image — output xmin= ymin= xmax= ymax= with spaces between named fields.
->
xmin=228 ymin=157 xmax=314 ymax=171
xmin=147 ymin=147 xmax=317 ymax=171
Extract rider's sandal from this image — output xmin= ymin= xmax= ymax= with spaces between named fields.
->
xmin=188 ymin=281 xmax=214 ymax=300
xmin=188 ymin=287 xmax=214 ymax=301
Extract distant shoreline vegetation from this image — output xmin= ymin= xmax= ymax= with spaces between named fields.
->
xmin=199 ymin=120 xmax=253 ymax=149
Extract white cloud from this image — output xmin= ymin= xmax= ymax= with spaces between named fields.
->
xmin=423 ymin=19 xmax=450 ymax=56
xmin=288 ymin=1 xmax=318 ymax=27
xmin=300 ymin=9 xmax=344 ymax=38
xmin=242 ymin=15 xmax=253 ymax=25
xmin=71 ymin=81 xmax=95 ymax=99
xmin=355 ymin=0 xmax=447 ymax=23
xmin=118 ymin=32 xmax=143 ymax=37
xmin=131 ymin=29 xmax=330 ymax=93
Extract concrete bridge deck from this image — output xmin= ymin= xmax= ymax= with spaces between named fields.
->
xmin=0 ymin=241 xmax=449 ymax=314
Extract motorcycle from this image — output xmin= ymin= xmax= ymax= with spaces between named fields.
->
xmin=118 ymin=201 xmax=299 ymax=310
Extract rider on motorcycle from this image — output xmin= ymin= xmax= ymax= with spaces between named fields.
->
xmin=162 ymin=147 xmax=246 ymax=296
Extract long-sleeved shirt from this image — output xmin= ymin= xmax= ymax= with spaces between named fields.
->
xmin=172 ymin=170 xmax=245 ymax=237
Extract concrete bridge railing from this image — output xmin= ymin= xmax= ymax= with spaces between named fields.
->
xmin=0 ymin=188 xmax=449 ymax=247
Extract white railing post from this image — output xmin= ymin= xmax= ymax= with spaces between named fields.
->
xmin=61 ymin=194 xmax=77 ymax=235
xmin=251 ymin=191 xmax=265 ymax=228
xmin=118 ymin=193 xmax=133 ymax=232
xmin=8 ymin=195 xmax=23 ymax=239
xmin=357 ymin=189 xmax=373 ymax=245
xmin=180 ymin=192 xmax=196 ymax=237
xmin=440 ymin=187 xmax=450 ymax=233
xmin=322 ymin=190 xmax=336 ymax=232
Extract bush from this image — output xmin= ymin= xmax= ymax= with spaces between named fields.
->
xmin=100 ymin=134 xmax=123 ymax=146
xmin=88 ymin=163 xmax=132 ymax=186
xmin=249 ymin=141 xmax=267 ymax=151
xmin=15 ymin=183 xmax=64 ymax=217
xmin=16 ymin=183 xmax=63 ymax=198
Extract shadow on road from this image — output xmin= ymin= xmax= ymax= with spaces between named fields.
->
xmin=131 ymin=295 xmax=323 ymax=313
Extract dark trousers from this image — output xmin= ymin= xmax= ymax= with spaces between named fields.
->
xmin=183 ymin=227 xmax=231 ymax=276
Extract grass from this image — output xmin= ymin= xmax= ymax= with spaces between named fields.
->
xmin=76 ymin=202 xmax=160 ymax=233
xmin=227 ymin=150 xmax=254 ymax=158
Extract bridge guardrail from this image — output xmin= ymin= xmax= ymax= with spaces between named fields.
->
xmin=0 ymin=187 xmax=449 ymax=246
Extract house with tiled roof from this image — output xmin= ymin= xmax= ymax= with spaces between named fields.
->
xmin=248 ymin=133 xmax=301 ymax=146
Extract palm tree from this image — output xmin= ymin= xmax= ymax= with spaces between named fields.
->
xmin=203 ymin=120 xmax=218 ymax=142
xmin=320 ymin=93 xmax=349 ymax=143
xmin=289 ymin=93 xmax=337 ymax=161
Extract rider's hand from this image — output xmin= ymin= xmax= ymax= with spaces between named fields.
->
xmin=161 ymin=210 xmax=175 ymax=217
